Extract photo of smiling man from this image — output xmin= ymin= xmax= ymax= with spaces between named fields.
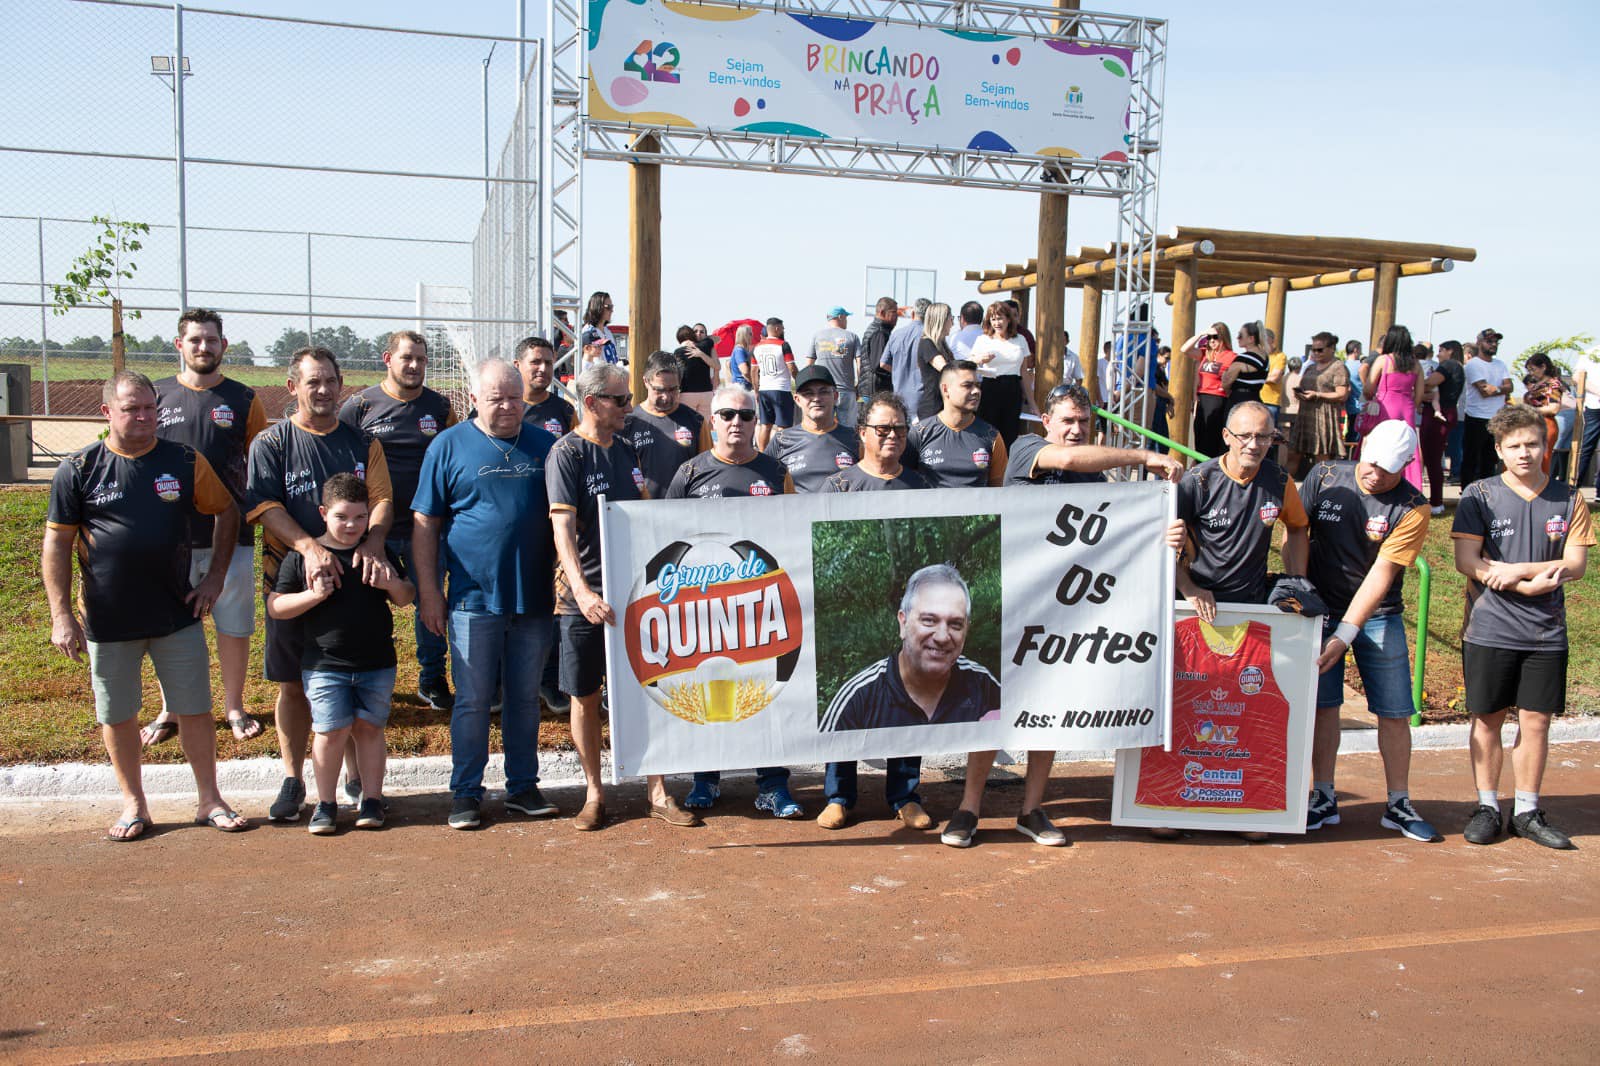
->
xmin=821 ymin=563 xmax=1000 ymax=731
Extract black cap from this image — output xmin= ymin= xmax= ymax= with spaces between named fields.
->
xmin=1478 ymin=327 xmax=1503 ymax=341
xmin=792 ymin=365 xmax=836 ymax=391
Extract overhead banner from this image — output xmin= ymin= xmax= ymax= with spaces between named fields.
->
xmin=601 ymin=481 xmax=1176 ymax=779
xmin=587 ymin=0 xmax=1136 ymax=161
xmin=1111 ymin=605 xmax=1320 ymax=835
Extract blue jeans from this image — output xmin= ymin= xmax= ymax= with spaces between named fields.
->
xmin=1445 ymin=419 xmax=1464 ymax=479
xmin=447 ymin=609 xmax=553 ymax=801
xmin=824 ymin=758 xmax=922 ymax=810
xmin=694 ymin=767 xmax=790 ymax=792
xmin=1579 ymin=407 xmax=1600 ymax=490
xmin=388 ymin=537 xmax=449 ymax=688
xmin=1316 ymin=614 xmax=1413 ymax=718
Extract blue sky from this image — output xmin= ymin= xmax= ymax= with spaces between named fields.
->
xmin=2 ymin=0 xmax=1595 ymax=362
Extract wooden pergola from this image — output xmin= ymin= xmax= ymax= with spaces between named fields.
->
xmin=964 ymin=225 xmax=1475 ymax=452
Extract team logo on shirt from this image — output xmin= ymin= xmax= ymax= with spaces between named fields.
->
xmin=972 ymin=448 xmax=991 ymax=469
xmin=354 ymin=462 xmax=367 ymax=481
xmin=674 ymin=426 xmax=695 ymax=447
xmin=1364 ymin=515 xmax=1391 ymax=542
xmin=624 ymin=536 xmax=803 ymax=725
xmin=749 ymin=480 xmax=774 ymax=497
xmin=419 ymin=414 xmax=440 ymax=437
xmin=544 ymin=418 xmax=563 ymax=435
xmin=153 ymin=473 xmax=182 ymax=502
xmin=1258 ymin=500 xmax=1281 ymax=525
xmin=631 ymin=467 xmax=646 ymax=490
xmin=1546 ymin=514 xmax=1569 ymax=541
xmin=834 ymin=451 xmax=855 ymax=469
xmin=1238 ymin=666 xmax=1265 ymax=695
xmin=209 ymin=404 xmax=235 ymax=429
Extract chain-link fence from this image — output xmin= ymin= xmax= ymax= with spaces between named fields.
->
xmin=0 ymin=0 xmax=544 ymax=470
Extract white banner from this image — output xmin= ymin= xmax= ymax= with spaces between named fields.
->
xmin=601 ymin=481 xmax=1176 ymax=779
xmin=587 ymin=0 xmax=1136 ymax=161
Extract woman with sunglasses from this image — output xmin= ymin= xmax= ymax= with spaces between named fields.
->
xmin=968 ymin=300 xmax=1035 ymax=447
xmin=1287 ymin=331 xmax=1349 ymax=475
xmin=1179 ymin=322 xmax=1234 ymax=458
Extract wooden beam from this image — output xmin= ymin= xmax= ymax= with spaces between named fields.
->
xmin=1170 ymin=225 xmax=1476 ymax=264
xmin=1080 ymin=279 xmax=1102 ymax=406
xmin=978 ymin=240 xmax=1214 ymax=293
xmin=1370 ymin=261 xmax=1399 ymax=352
xmin=1167 ymin=260 xmax=1197 ymax=458
xmin=627 ymin=134 xmax=662 ymax=401
xmin=1034 ymin=186 xmax=1069 ymax=414
xmin=1175 ymin=259 xmax=1454 ymax=302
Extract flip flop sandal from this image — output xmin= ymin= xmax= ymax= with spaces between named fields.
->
xmin=107 ymin=816 xmax=148 ymax=842
xmin=226 ymin=711 xmax=264 ymax=741
xmin=140 ymin=720 xmax=178 ymax=748
xmin=194 ymin=808 xmax=248 ymax=833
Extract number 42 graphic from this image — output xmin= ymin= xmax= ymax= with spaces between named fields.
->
xmin=625 ymin=40 xmax=681 ymax=83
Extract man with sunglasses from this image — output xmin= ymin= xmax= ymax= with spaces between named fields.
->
xmin=764 ymin=366 xmax=861 ymax=494
xmin=548 ymin=363 xmax=699 ymax=832
xmin=666 ymin=384 xmax=800 ymax=818
xmin=905 ymin=361 xmax=1008 ymax=488
xmin=623 ymin=350 xmax=709 ymax=498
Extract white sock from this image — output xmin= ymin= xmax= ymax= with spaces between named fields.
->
xmin=1386 ymin=790 xmax=1408 ymax=808
xmin=1514 ymin=790 xmax=1539 ymax=816
xmin=1477 ymin=790 xmax=1499 ymax=809
xmin=1314 ymin=781 xmax=1335 ymax=802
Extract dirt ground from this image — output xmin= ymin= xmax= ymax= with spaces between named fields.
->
xmin=2 ymin=743 xmax=1598 ymax=1065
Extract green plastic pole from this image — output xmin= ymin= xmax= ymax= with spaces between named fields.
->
xmin=1092 ymin=406 xmax=1207 ymax=462
xmin=1411 ymin=557 xmax=1432 ymax=727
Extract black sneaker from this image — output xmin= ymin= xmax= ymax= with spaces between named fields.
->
xmin=1306 ymin=790 xmax=1340 ymax=830
xmin=268 ymin=776 xmax=307 ymax=823
xmin=1509 ymin=808 xmax=1573 ymax=850
xmin=505 ymin=787 xmax=558 ymax=818
xmin=447 ymin=796 xmax=482 ymax=830
xmin=940 ymin=809 xmax=979 ymax=848
xmin=1463 ymin=804 xmax=1502 ymax=845
xmin=355 ymin=797 xmax=386 ymax=829
xmin=308 ymin=801 xmax=338 ymax=835
xmin=541 ymin=685 xmax=572 ymax=716
xmin=418 ymin=680 xmax=455 ymax=712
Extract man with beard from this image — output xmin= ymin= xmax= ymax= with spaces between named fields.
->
xmin=764 ymin=366 xmax=861 ymax=494
xmin=515 ymin=336 xmax=576 ymax=437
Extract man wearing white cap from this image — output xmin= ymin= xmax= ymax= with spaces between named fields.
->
xmin=807 ymin=307 xmax=861 ymax=427
xmin=1299 ymin=419 xmax=1438 ymax=841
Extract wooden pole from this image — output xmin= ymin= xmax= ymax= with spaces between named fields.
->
xmin=1034 ymin=188 xmax=1069 ymax=411
xmin=1079 ymin=279 xmax=1102 ymax=406
xmin=111 ymin=298 xmax=125 ymax=375
xmin=1167 ymin=259 xmax=1197 ymax=457
xmin=1264 ymin=275 xmax=1288 ymax=354
xmin=1370 ymin=260 xmax=1399 ymax=352
xmin=627 ymin=135 xmax=662 ymax=401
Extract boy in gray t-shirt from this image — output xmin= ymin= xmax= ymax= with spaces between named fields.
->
xmin=1451 ymin=405 xmax=1595 ymax=850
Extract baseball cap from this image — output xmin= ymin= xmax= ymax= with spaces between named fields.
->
xmin=827 ymin=305 xmax=850 ymax=318
xmin=1478 ymin=327 xmax=1504 ymax=341
xmin=793 ymin=365 xmax=836 ymax=391
xmin=1362 ymin=419 xmax=1419 ymax=474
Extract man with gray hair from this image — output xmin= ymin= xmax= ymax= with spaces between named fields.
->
xmin=883 ymin=297 xmax=932 ymax=422
xmin=412 ymin=358 xmax=561 ymax=829
xmin=822 ymin=563 xmax=1000 ymax=732
xmin=548 ymin=363 xmax=699 ymax=831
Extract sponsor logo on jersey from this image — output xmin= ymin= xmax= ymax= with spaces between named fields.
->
xmin=834 ymin=451 xmax=855 ymax=469
xmin=1364 ymin=514 xmax=1390 ymax=542
xmin=1184 ymin=761 xmax=1244 ymax=785
xmin=153 ymin=473 xmax=183 ymax=502
xmin=354 ymin=462 xmax=367 ymax=481
xmin=749 ymin=480 xmax=773 ymax=497
xmin=1238 ymin=665 xmax=1264 ymax=695
xmin=1210 ymin=687 xmax=1229 ymax=701
xmin=1546 ymin=514 xmax=1569 ymax=541
xmin=972 ymin=448 xmax=991 ymax=469
xmin=674 ymin=426 xmax=695 ymax=447
xmin=209 ymin=404 xmax=235 ymax=429
xmin=1258 ymin=500 xmax=1281 ymax=525
xmin=1176 ymin=670 xmax=1209 ymax=681
xmin=631 ymin=467 xmax=646 ymax=491
xmin=1192 ymin=720 xmax=1239 ymax=745
xmin=419 ymin=413 xmax=439 ymax=437
xmin=544 ymin=418 xmax=564 ymax=435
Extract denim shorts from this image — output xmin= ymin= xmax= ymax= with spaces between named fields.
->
xmin=302 ymin=667 xmax=397 ymax=732
xmin=1316 ymin=613 xmax=1414 ymax=718
xmin=189 ymin=546 xmax=256 ymax=638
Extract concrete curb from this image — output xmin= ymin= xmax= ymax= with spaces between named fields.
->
xmin=4 ymin=717 xmax=1599 ymax=801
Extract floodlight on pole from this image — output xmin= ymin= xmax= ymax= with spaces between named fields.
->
xmin=1429 ymin=307 xmax=1451 ymax=346
xmin=150 ymin=55 xmax=192 ymax=86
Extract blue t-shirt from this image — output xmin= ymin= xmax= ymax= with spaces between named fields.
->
xmin=730 ymin=345 xmax=752 ymax=387
xmin=410 ymin=420 xmax=558 ymax=615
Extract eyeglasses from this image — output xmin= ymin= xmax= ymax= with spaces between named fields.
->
xmin=714 ymin=408 xmax=756 ymax=422
xmin=863 ymin=423 xmax=909 ymax=437
xmin=595 ymin=393 xmax=632 ymax=406
xmin=1226 ymin=430 xmax=1274 ymax=445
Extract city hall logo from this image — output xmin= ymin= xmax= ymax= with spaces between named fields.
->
xmin=153 ymin=473 xmax=182 ymax=502
xmin=1546 ymin=514 xmax=1569 ymax=541
xmin=419 ymin=414 xmax=440 ymax=437
xmin=1238 ymin=665 xmax=1265 ymax=695
xmin=210 ymin=404 xmax=235 ymax=429
xmin=623 ymin=40 xmax=682 ymax=83
xmin=625 ymin=536 xmax=803 ymax=725
xmin=1066 ymin=85 xmax=1084 ymax=105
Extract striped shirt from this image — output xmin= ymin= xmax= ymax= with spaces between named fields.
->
xmin=822 ymin=652 xmax=1000 ymax=731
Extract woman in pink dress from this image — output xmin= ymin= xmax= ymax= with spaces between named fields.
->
xmin=1360 ymin=324 xmax=1426 ymax=490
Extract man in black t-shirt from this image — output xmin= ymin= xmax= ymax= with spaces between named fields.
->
xmin=905 ymin=362 xmax=1006 ymax=488
xmin=43 ymin=371 xmax=248 ymax=839
xmin=625 ymin=350 xmax=708 ymax=497
xmin=548 ymin=362 xmax=697 ymax=832
xmin=515 ymin=336 xmax=577 ymax=437
xmin=765 ymin=366 xmax=861 ymax=493
xmin=246 ymin=347 xmax=394 ymax=823
xmin=147 ymin=308 xmax=270 ymax=746
xmin=339 ymin=329 xmax=455 ymax=710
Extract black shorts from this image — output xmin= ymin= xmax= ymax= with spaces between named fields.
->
xmin=1463 ymin=642 xmax=1566 ymax=717
xmin=263 ymin=596 xmax=305 ymax=684
xmin=757 ymin=390 xmax=795 ymax=427
xmin=559 ymin=613 xmax=607 ymax=699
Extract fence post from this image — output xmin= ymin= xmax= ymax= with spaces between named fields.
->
xmin=173 ymin=2 xmax=189 ymax=310
xmin=36 ymin=217 xmax=49 ymax=415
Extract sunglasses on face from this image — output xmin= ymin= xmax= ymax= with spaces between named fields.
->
xmin=714 ymin=408 xmax=756 ymax=422
xmin=863 ymin=423 xmax=908 ymax=437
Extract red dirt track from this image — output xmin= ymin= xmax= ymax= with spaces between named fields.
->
xmin=3 ymin=743 xmax=1598 ymax=1063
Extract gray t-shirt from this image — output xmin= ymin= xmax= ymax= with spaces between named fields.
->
xmin=808 ymin=327 xmax=861 ymax=394
xmin=1003 ymin=433 xmax=1107 ymax=487
xmin=905 ymin=415 xmax=1006 ymax=488
xmin=1452 ymin=474 xmax=1596 ymax=650
xmin=765 ymin=423 xmax=860 ymax=494
xmin=623 ymin=405 xmax=704 ymax=500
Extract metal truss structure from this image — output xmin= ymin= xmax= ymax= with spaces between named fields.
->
xmin=541 ymin=0 xmax=1165 ymax=380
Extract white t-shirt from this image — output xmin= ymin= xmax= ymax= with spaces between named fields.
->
xmin=1060 ymin=347 xmax=1084 ymax=386
xmin=969 ymin=334 xmax=1029 ymax=377
xmin=1461 ymin=357 xmax=1510 ymax=419
xmin=753 ymin=337 xmax=793 ymax=392
xmin=1573 ymin=355 xmax=1600 ymax=407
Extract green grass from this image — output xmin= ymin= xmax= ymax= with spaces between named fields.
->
xmin=0 ymin=487 xmax=1594 ymax=765
xmin=15 ymin=356 xmax=387 ymax=389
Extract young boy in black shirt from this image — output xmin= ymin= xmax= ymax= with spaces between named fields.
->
xmin=268 ymin=474 xmax=414 ymax=833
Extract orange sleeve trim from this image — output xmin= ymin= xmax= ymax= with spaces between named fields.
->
xmin=246 ymin=500 xmax=284 ymax=524
xmin=1568 ymin=497 xmax=1597 ymax=546
xmin=550 ymin=503 xmax=578 ymax=514
xmin=1377 ymin=506 xmax=1430 ymax=566
xmin=45 ymin=521 xmax=79 ymax=533
xmin=192 ymin=453 xmax=236 ymax=516
xmin=364 ymin=441 xmax=393 ymax=503
xmin=443 ymin=404 xmax=459 ymax=429
xmin=245 ymin=395 xmax=269 ymax=444
xmin=988 ymin=436 xmax=1009 ymax=487
xmin=1280 ymin=477 xmax=1310 ymax=528
xmin=782 ymin=471 xmax=795 ymax=495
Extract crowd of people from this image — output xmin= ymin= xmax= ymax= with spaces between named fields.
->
xmin=40 ymin=301 xmax=1592 ymax=853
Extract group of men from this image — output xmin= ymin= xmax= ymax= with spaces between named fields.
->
xmin=42 ymin=307 xmax=1591 ymax=852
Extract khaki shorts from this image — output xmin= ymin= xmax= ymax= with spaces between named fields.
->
xmin=87 ymin=623 xmax=211 ymax=726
